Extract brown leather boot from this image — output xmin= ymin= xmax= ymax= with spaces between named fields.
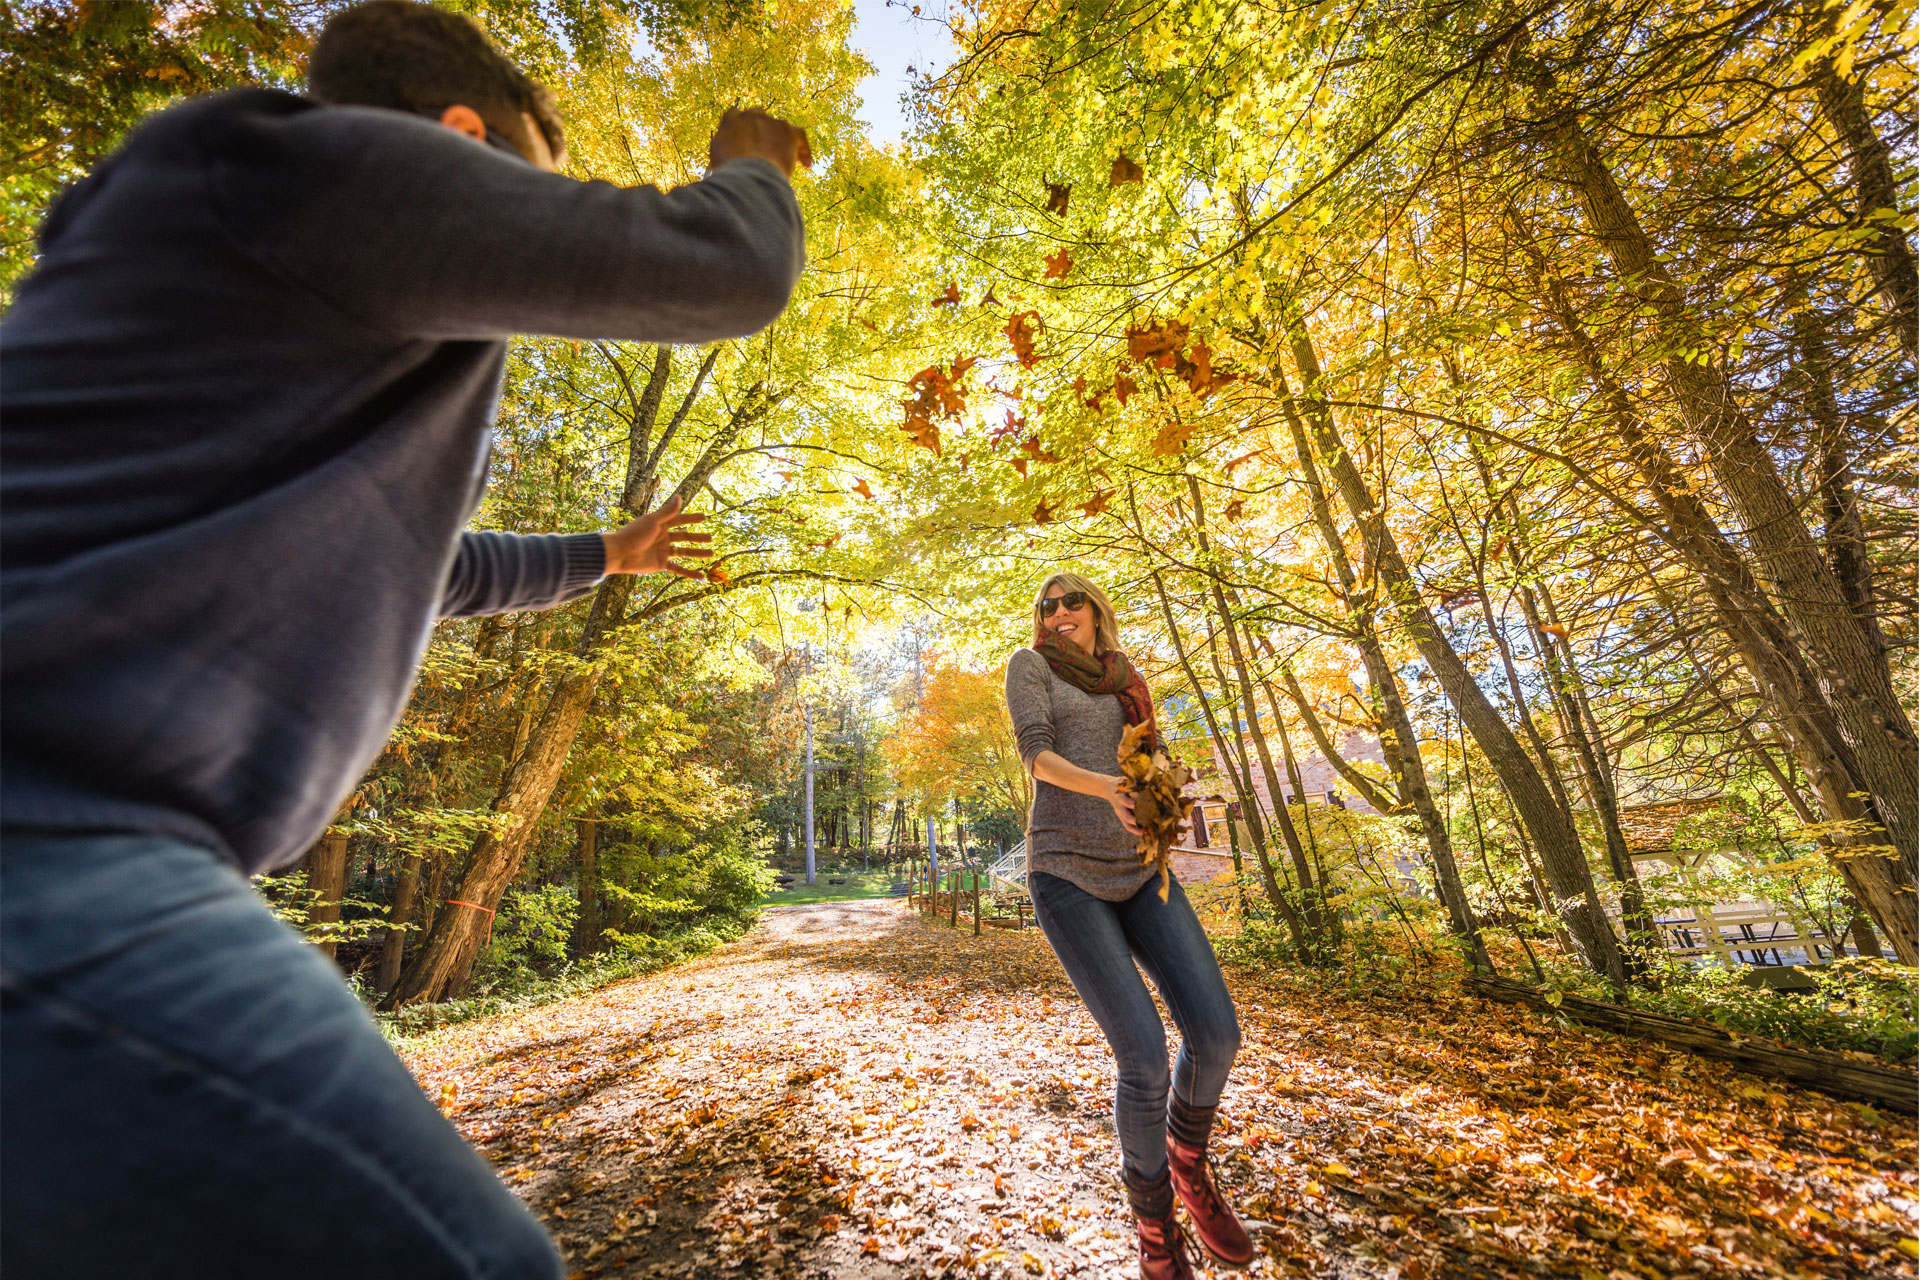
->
xmin=1123 ymin=1166 xmax=1195 ymax=1280
xmin=1167 ymin=1097 xmax=1254 ymax=1268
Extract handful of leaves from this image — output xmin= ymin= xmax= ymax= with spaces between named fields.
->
xmin=1115 ymin=722 xmax=1194 ymax=902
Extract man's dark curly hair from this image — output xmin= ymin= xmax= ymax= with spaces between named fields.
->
xmin=306 ymin=1 xmax=566 ymax=166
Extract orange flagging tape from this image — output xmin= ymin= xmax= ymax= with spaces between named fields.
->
xmin=445 ymin=899 xmax=497 ymax=946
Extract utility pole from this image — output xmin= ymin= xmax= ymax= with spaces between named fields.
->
xmin=804 ymin=702 xmax=816 ymax=885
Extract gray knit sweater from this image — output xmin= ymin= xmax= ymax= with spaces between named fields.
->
xmin=1004 ymin=647 xmax=1156 ymax=901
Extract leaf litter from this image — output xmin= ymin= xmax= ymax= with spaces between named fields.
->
xmin=402 ymin=902 xmax=1917 ymax=1280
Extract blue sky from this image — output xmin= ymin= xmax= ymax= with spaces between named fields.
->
xmin=848 ymin=0 xmax=955 ymax=148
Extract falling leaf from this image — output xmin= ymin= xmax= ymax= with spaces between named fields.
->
xmin=1074 ymin=376 xmax=1107 ymax=411
xmin=1079 ymin=488 xmax=1115 ymax=517
xmin=980 ymin=287 xmax=1000 ymax=308
xmin=1004 ymin=310 xmax=1043 ymax=368
xmin=1127 ymin=319 xmax=1190 ymax=366
xmin=1020 ymin=437 xmax=1064 ymax=464
xmin=1224 ymin=498 xmax=1246 ymax=521
xmin=1541 ymin=623 xmax=1571 ymax=640
xmin=1113 ymin=371 xmax=1139 ymax=406
xmin=705 ymin=566 xmax=731 ymax=585
xmin=1045 ymin=182 xmax=1071 ymax=216
xmin=1110 ymin=151 xmax=1143 ymax=185
xmin=1223 ymin=449 xmax=1261 ymax=474
xmin=852 ymin=478 xmax=875 ymax=501
xmin=1010 ymin=457 xmax=1029 ymax=477
xmin=931 ymin=282 xmax=960 ymax=307
xmin=1033 ymin=497 xmax=1055 ymax=524
xmin=1043 ymin=248 xmax=1074 ymax=279
xmin=776 ymin=469 xmax=797 ymax=481
xmin=1151 ymin=418 xmax=1196 ymax=456
xmin=901 ymin=356 xmax=977 ymax=455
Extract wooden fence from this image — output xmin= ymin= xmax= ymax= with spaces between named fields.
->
xmin=904 ymin=865 xmax=1039 ymax=935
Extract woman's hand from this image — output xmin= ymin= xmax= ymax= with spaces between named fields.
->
xmin=1105 ymin=775 xmax=1142 ymax=836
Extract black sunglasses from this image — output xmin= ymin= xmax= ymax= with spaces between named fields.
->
xmin=1040 ymin=591 xmax=1090 ymax=617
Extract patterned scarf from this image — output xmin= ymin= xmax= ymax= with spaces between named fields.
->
xmin=1032 ymin=633 xmax=1160 ymax=754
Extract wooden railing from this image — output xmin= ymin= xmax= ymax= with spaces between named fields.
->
xmin=905 ymin=865 xmax=1037 ymax=934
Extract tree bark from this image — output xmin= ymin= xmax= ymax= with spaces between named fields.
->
xmin=570 ymin=818 xmax=600 ymax=958
xmin=1813 ymin=59 xmax=1918 ymax=355
xmin=302 ymin=828 xmax=351 ymax=962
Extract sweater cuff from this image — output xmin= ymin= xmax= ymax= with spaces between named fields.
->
xmin=560 ymin=533 xmax=608 ymax=593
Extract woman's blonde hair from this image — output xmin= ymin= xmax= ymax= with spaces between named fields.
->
xmin=1030 ymin=572 xmax=1121 ymax=653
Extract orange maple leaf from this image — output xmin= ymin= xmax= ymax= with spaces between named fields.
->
xmin=1074 ymin=375 xmax=1107 ymax=411
xmin=1004 ymin=310 xmax=1044 ymax=368
xmin=900 ymin=356 xmax=978 ymax=455
xmin=852 ymin=478 xmax=875 ymax=501
xmin=1033 ymin=497 xmax=1055 ymax=524
xmin=1223 ymin=449 xmax=1261 ymax=474
xmin=1043 ymin=248 xmax=1074 ymax=279
xmin=1151 ymin=418 xmax=1195 ymax=457
xmin=1113 ymin=371 xmax=1139 ymax=406
xmin=1110 ymin=151 xmax=1144 ymax=185
xmin=1020 ymin=437 xmax=1064 ymax=464
xmin=1046 ymin=183 xmax=1071 ymax=216
xmin=1079 ymin=488 xmax=1115 ymax=517
xmin=1223 ymin=498 xmax=1246 ymax=521
xmin=706 ymin=565 xmax=732 ymax=585
xmin=1127 ymin=319 xmax=1190 ymax=365
xmin=980 ymin=287 xmax=1000 ymax=308
xmin=931 ymin=282 xmax=960 ymax=307
xmin=1010 ymin=457 xmax=1030 ymax=477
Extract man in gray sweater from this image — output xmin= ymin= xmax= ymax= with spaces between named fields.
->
xmin=0 ymin=3 xmax=806 ymax=1274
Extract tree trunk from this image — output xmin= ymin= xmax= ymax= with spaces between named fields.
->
xmin=1542 ymin=90 xmax=1919 ymax=912
xmin=1272 ymin=361 xmax=1493 ymax=970
xmin=1150 ymin=567 xmax=1302 ymax=939
xmin=1813 ymin=59 xmax=1918 ymax=355
xmin=302 ymin=829 xmax=351 ymax=962
xmin=1285 ymin=316 xmax=1622 ymax=984
xmin=1508 ymin=203 xmax=1920 ymax=964
xmin=387 ymin=663 xmax=605 ymax=1005
xmin=377 ymin=849 xmax=421 ymax=992
xmin=570 ymin=818 xmax=600 ymax=958
xmin=1188 ymin=485 xmax=1329 ymax=948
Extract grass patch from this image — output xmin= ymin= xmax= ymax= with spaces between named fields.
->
xmin=760 ymin=870 xmax=900 ymax=906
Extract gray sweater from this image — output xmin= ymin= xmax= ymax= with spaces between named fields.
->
xmin=1004 ymin=647 xmax=1156 ymax=901
xmin=1 ymin=89 xmax=803 ymax=874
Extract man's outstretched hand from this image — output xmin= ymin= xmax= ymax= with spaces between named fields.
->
xmin=601 ymin=495 xmax=713 ymax=579
xmin=708 ymin=107 xmax=812 ymax=178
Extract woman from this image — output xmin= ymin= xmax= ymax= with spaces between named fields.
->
xmin=1004 ymin=573 xmax=1252 ymax=1279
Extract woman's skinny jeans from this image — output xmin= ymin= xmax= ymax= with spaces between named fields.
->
xmin=1028 ymin=869 xmax=1240 ymax=1181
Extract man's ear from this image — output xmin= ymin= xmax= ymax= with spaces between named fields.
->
xmin=436 ymin=104 xmax=488 ymax=143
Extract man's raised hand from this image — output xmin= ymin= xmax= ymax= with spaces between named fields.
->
xmin=601 ymin=494 xmax=713 ymax=579
xmin=708 ymin=107 xmax=812 ymax=178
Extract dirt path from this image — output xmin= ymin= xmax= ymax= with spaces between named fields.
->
xmin=403 ymin=901 xmax=1915 ymax=1280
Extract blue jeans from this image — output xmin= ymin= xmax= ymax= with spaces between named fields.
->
xmin=1027 ymin=870 xmax=1240 ymax=1181
xmin=0 ymin=833 xmax=563 ymax=1279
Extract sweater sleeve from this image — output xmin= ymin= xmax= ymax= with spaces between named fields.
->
xmin=207 ymin=100 xmax=805 ymax=343
xmin=438 ymin=531 xmax=606 ymax=618
xmin=1005 ymin=648 xmax=1056 ymax=772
